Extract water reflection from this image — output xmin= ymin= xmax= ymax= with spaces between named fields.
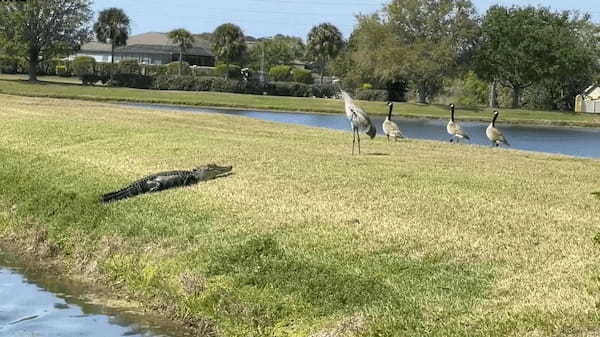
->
xmin=0 ymin=253 xmax=191 ymax=337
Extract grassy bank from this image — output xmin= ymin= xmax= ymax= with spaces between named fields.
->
xmin=1 ymin=75 xmax=600 ymax=128
xmin=1 ymin=94 xmax=600 ymax=336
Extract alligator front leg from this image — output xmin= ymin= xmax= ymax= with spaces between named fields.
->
xmin=146 ymin=180 xmax=162 ymax=192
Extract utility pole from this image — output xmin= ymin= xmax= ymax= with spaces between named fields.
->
xmin=260 ymin=41 xmax=265 ymax=83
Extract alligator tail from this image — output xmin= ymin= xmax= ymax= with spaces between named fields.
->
xmin=101 ymin=186 xmax=138 ymax=203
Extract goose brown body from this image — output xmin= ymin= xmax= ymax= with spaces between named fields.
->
xmin=486 ymin=111 xmax=509 ymax=146
xmin=383 ymin=102 xmax=404 ymax=141
xmin=447 ymin=104 xmax=469 ymax=143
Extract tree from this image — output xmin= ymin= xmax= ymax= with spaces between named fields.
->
xmin=248 ymin=35 xmax=305 ymax=71
xmin=384 ymin=0 xmax=479 ymax=103
xmin=0 ymin=0 xmax=92 ymax=82
xmin=93 ymin=7 xmax=130 ymax=78
xmin=168 ymin=28 xmax=195 ymax=75
xmin=475 ymin=6 xmax=600 ymax=108
xmin=306 ymin=23 xmax=344 ymax=83
xmin=342 ymin=0 xmax=479 ymax=103
xmin=211 ymin=23 xmax=247 ymax=79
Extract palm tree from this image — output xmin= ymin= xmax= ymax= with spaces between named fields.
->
xmin=93 ymin=8 xmax=130 ymax=79
xmin=211 ymin=23 xmax=247 ymax=79
xmin=306 ymin=23 xmax=344 ymax=84
xmin=168 ymin=28 xmax=195 ymax=75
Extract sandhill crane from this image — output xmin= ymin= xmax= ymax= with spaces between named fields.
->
xmin=340 ymin=90 xmax=376 ymax=155
xmin=486 ymin=110 xmax=510 ymax=147
xmin=447 ymin=104 xmax=470 ymax=143
xmin=383 ymin=102 xmax=404 ymax=142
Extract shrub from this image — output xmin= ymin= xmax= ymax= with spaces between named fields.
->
xmin=192 ymin=66 xmax=215 ymax=77
xmin=154 ymin=75 xmax=216 ymax=91
xmin=38 ymin=58 xmax=57 ymax=76
xmin=458 ymin=71 xmax=488 ymax=107
xmin=95 ymin=63 xmax=115 ymax=78
xmin=361 ymin=83 xmax=373 ymax=90
xmin=118 ymin=59 xmax=140 ymax=74
xmin=211 ymin=77 xmax=243 ymax=93
xmin=141 ymin=64 xmax=164 ymax=77
xmin=55 ymin=65 xmax=71 ymax=77
xmin=214 ymin=64 xmax=242 ymax=79
xmin=354 ymin=89 xmax=388 ymax=101
xmin=153 ymin=75 xmax=336 ymax=98
xmin=270 ymin=81 xmax=311 ymax=97
xmin=108 ymin=73 xmax=154 ymax=89
xmin=81 ymin=74 xmax=108 ymax=86
xmin=387 ymin=80 xmax=408 ymax=102
xmin=310 ymin=84 xmax=337 ymax=98
xmin=166 ymin=61 xmax=191 ymax=76
xmin=72 ymin=56 xmax=96 ymax=80
xmin=292 ymin=69 xmax=314 ymax=84
xmin=269 ymin=65 xmax=293 ymax=82
xmin=0 ymin=55 xmax=19 ymax=74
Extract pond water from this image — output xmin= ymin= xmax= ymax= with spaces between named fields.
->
xmin=124 ymin=103 xmax=600 ymax=159
xmin=0 ymin=252 xmax=192 ymax=337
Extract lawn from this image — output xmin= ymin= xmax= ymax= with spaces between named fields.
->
xmin=0 ymin=94 xmax=599 ymax=337
xmin=2 ymin=74 xmax=600 ymax=128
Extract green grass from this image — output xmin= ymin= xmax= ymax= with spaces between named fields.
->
xmin=2 ymin=74 xmax=600 ymax=128
xmin=1 ymin=94 xmax=600 ymax=336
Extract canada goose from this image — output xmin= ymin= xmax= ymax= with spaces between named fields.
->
xmin=447 ymin=104 xmax=470 ymax=143
xmin=383 ymin=102 xmax=404 ymax=142
xmin=340 ymin=90 xmax=376 ymax=155
xmin=486 ymin=110 xmax=510 ymax=147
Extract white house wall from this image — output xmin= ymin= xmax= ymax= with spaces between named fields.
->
xmin=70 ymin=52 xmax=169 ymax=65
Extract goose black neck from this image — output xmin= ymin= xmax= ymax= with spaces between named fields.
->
xmin=450 ymin=106 xmax=455 ymax=122
xmin=388 ymin=103 xmax=393 ymax=119
xmin=492 ymin=112 xmax=498 ymax=126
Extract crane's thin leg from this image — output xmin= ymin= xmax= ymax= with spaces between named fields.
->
xmin=352 ymin=128 xmax=356 ymax=155
xmin=357 ymin=131 xmax=361 ymax=155
xmin=456 ymin=137 xmax=460 ymax=144
xmin=387 ymin=135 xmax=389 ymax=143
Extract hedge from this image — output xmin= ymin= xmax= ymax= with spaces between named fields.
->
xmin=354 ymin=88 xmax=389 ymax=101
xmin=118 ymin=59 xmax=141 ymax=74
xmin=269 ymin=65 xmax=293 ymax=82
xmin=152 ymin=74 xmax=337 ymax=98
xmin=292 ymin=68 xmax=314 ymax=84
xmin=108 ymin=73 xmax=154 ymax=89
xmin=214 ymin=64 xmax=242 ymax=79
xmin=72 ymin=56 xmax=96 ymax=78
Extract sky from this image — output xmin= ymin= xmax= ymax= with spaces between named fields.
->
xmin=91 ymin=0 xmax=600 ymax=40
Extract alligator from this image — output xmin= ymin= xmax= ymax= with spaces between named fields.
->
xmin=101 ymin=163 xmax=232 ymax=203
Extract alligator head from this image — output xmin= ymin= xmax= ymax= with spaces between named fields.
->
xmin=192 ymin=163 xmax=233 ymax=181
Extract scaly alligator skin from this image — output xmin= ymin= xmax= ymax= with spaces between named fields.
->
xmin=101 ymin=163 xmax=232 ymax=203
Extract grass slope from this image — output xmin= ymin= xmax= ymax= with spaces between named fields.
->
xmin=1 ymin=94 xmax=600 ymax=336
xmin=1 ymin=75 xmax=600 ymax=128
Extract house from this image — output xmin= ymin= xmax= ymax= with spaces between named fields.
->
xmin=575 ymin=85 xmax=600 ymax=113
xmin=72 ymin=32 xmax=215 ymax=66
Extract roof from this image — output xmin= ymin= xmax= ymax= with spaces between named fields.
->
xmin=583 ymin=85 xmax=599 ymax=95
xmin=80 ymin=32 xmax=214 ymax=57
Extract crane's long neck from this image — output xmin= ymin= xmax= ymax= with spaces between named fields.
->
xmin=388 ymin=104 xmax=393 ymax=120
xmin=450 ymin=106 xmax=455 ymax=122
xmin=492 ymin=113 xmax=498 ymax=127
